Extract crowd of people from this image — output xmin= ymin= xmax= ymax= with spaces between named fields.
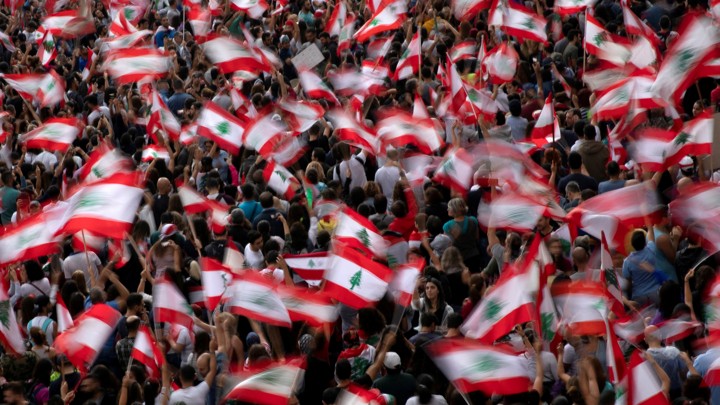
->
xmin=0 ymin=0 xmax=719 ymax=403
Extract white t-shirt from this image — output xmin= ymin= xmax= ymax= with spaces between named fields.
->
xmin=244 ymin=245 xmax=265 ymax=269
xmin=168 ymin=381 xmax=208 ymax=405
xmin=406 ymin=395 xmax=448 ymax=405
xmin=374 ymin=165 xmax=400 ymax=207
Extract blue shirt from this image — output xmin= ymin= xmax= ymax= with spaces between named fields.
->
xmin=622 ymin=241 xmax=662 ymax=300
xmin=693 ymin=348 xmax=720 ymax=404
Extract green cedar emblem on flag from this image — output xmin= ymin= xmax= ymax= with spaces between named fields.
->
xmin=673 ymin=132 xmax=690 ymax=146
xmin=216 ymin=121 xmax=230 ymax=137
xmin=521 ymin=18 xmax=536 ymax=30
xmin=541 ymin=312 xmax=556 ymax=340
xmin=308 ymin=259 xmax=316 ymax=268
xmin=356 ymin=228 xmax=371 ymax=247
xmin=349 ymin=270 xmax=362 ymax=290
xmin=369 ymin=18 xmax=380 ymax=26
xmin=466 ymin=354 xmax=502 ymax=375
xmin=274 ymin=170 xmax=288 ymax=182
xmin=483 ymin=299 xmax=503 ymax=321
xmin=593 ymin=32 xmax=607 ymax=47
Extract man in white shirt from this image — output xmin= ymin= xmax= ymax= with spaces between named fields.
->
xmin=169 ymin=350 xmax=217 ymax=405
xmin=374 ymin=149 xmax=401 ymax=208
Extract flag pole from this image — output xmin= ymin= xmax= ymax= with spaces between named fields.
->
xmin=417 ymin=23 xmax=422 ymax=82
xmin=582 ymin=11 xmax=587 ymax=73
xmin=80 ymin=230 xmax=93 ymax=277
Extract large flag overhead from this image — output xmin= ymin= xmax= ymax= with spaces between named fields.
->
xmin=324 ymin=243 xmax=393 ymax=309
xmin=53 ymin=303 xmax=121 ymax=372
xmin=0 ymin=205 xmax=65 ymax=265
xmin=501 ymin=2 xmax=548 ymax=44
xmin=427 ymin=339 xmax=532 ymax=396
xmin=354 ymin=1 xmax=406 ymax=43
xmin=102 ymin=48 xmax=171 ymax=84
xmin=224 ymin=362 xmax=304 ymax=405
xmin=19 ymin=118 xmax=82 ymax=152
xmin=77 ymin=143 xmax=133 ymax=183
xmin=58 ymin=172 xmax=143 ymax=239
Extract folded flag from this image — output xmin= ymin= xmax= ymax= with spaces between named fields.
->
xmin=283 ymin=252 xmax=328 ymax=281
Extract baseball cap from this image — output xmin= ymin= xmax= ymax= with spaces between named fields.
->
xmin=383 ymin=352 xmax=401 ymax=370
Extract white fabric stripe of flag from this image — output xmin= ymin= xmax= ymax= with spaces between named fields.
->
xmin=326 ymin=254 xmax=388 ymax=302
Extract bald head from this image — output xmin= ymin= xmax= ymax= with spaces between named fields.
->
xmin=677 ymin=177 xmax=694 ymax=195
xmin=157 ymin=177 xmax=171 ymax=195
xmin=197 ymin=352 xmax=211 ymax=377
xmin=644 ymin=325 xmax=660 ymax=344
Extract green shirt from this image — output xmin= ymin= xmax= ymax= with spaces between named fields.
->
xmin=0 ymin=186 xmax=19 ymax=225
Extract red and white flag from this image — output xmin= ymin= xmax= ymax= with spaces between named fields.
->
xmin=230 ymin=0 xmax=268 ymax=19
xmin=531 ymin=95 xmax=554 ymax=144
xmin=42 ymin=10 xmax=95 ymax=38
xmin=278 ymin=99 xmax=324 ymax=133
xmin=77 ymin=143 xmax=133 ymax=183
xmin=1 ymin=71 xmax=65 ymax=107
xmin=196 ymin=101 xmax=246 ymax=154
xmin=20 ymin=118 xmax=81 ymax=152
xmin=337 ymin=14 xmax=357 ymax=55
xmin=584 ymin=14 xmax=631 ymax=66
xmin=669 ymin=182 xmax=720 ymax=252
xmin=551 ymin=280 xmax=609 ymax=336
xmin=224 ymin=361 xmax=304 ymax=405
xmin=53 ymin=303 xmax=121 ymax=372
xmin=483 ymin=42 xmax=519 ymax=84
xmin=141 ymin=145 xmax=170 ymax=162
xmin=283 ymin=252 xmax=327 ymax=281
xmin=388 ymin=258 xmax=424 ymax=307
xmin=298 ymin=69 xmax=339 ymax=105
xmin=131 ymin=325 xmax=165 ymax=377
xmin=426 ymin=339 xmax=532 ymax=396
xmin=324 ymin=243 xmax=392 ymax=309
xmin=326 ymin=109 xmax=380 ymax=154
xmin=177 ymin=185 xmax=210 ymax=214
xmin=466 ymin=85 xmax=498 ymax=122
xmin=433 ymin=147 xmax=475 ymax=194
xmin=394 ymin=31 xmax=420 ymax=80
xmin=334 ymin=208 xmax=387 ymax=258
xmin=0 ymin=283 xmax=26 ymax=354
xmin=263 ymin=160 xmax=300 ymax=200
xmin=226 ymin=271 xmax=292 ymax=327
xmin=502 ymin=3 xmax=548 ymax=44
xmin=81 ymin=48 xmax=96 ymax=81
xmin=102 ymin=48 xmax=171 ymax=84
xmin=622 ymin=0 xmax=660 ymax=45
xmin=653 ymin=319 xmax=701 ymax=344
xmin=37 ymin=30 xmax=57 ymax=67
xmin=0 ymin=206 xmax=64 ymax=265
xmin=277 ymin=286 xmax=339 ymax=326
xmin=325 ymin=0 xmax=347 ymax=37
xmin=58 ymin=172 xmax=143 ymax=239
xmin=592 ymin=79 xmax=632 ymax=121
xmin=377 ymin=109 xmax=443 ymax=154
xmin=187 ymin=5 xmax=212 ymax=41
xmin=626 ymin=351 xmax=670 ymax=405
xmin=243 ymin=111 xmax=286 ymax=156
xmin=109 ymin=7 xmax=138 ymax=37
xmin=147 ymin=90 xmax=181 ymax=141
xmin=450 ymin=40 xmax=476 ymax=63
xmin=478 ymin=192 xmax=565 ymax=233
xmin=199 ymin=257 xmax=231 ymax=311
xmin=101 ymin=29 xmax=153 ymax=51
xmin=273 ymin=137 xmax=307 ymax=167
xmin=152 ymin=277 xmax=195 ymax=331
xmin=614 ymin=310 xmax=650 ymax=345
xmin=354 ymin=2 xmax=406 ymax=43
xmin=71 ymin=231 xmax=105 ymax=254
xmin=555 ymin=0 xmax=596 ymax=14
xmin=56 ymin=294 xmax=74 ymax=334
xmin=460 ymin=268 xmax=535 ymax=342
xmin=452 ymin=0 xmax=490 ymax=20
xmin=663 ymin=111 xmax=713 ymax=168
xmin=202 ymin=35 xmax=270 ymax=75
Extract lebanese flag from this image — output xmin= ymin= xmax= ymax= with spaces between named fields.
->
xmin=0 ymin=31 xmax=15 ymax=52
xmin=108 ymin=237 xmax=131 ymax=268
xmin=298 ymin=69 xmax=339 ymax=105
xmin=388 ymin=258 xmax=424 ymax=307
xmin=663 ymin=111 xmax=713 ymax=168
xmin=224 ymin=238 xmax=246 ymax=272
xmin=152 ymin=277 xmax=194 ymax=331
xmin=42 ymin=10 xmax=86 ymax=37
xmin=20 ymin=118 xmax=81 ymax=152
xmin=324 ymin=243 xmax=393 ymax=309
xmin=81 ymin=48 xmax=96 ymax=81
xmin=713 ymin=0 xmax=720 ymax=22
xmin=109 ymin=7 xmax=138 ymax=37
xmin=225 ymin=362 xmax=304 ymax=405
xmin=633 ymin=128 xmax=676 ymax=172
xmin=0 ymin=284 xmax=27 ymax=354
xmin=584 ymin=14 xmax=631 ymax=66
xmin=465 ymin=85 xmax=498 ymax=122
xmin=366 ymin=36 xmax=393 ymax=60
xmin=101 ymin=29 xmax=153 ymax=51
xmin=701 ymin=338 xmax=720 ymax=385
xmin=334 ymin=208 xmax=388 ymax=259
xmin=243 ymin=111 xmax=285 ymax=156
xmin=141 ymin=145 xmax=170 ymax=162
xmin=187 ymin=5 xmax=212 ymax=41
xmin=1 ymin=70 xmax=65 ymax=107
xmin=277 ymin=285 xmax=339 ymax=326
xmin=629 ymin=34 xmax=661 ymax=71
xmin=450 ymin=40 xmax=476 ymax=63
xmin=627 ymin=351 xmax=670 ymax=405
xmin=622 ymin=0 xmax=660 ymax=45
xmin=207 ymin=199 xmax=230 ymax=234
xmin=273 ymin=137 xmax=308 ymax=167
xmin=614 ymin=309 xmax=650 ymax=345
xmin=452 ymin=0 xmax=490 ymax=20
xmin=102 ymin=48 xmax=171 ymax=84
xmin=377 ymin=109 xmax=443 ymax=154
xmin=394 ymin=31 xmax=420 ymax=80
xmin=196 ymin=101 xmax=246 ymax=154
xmin=263 ymin=160 xmax=300 ymax=200
xmin=354 ymin=2 xmax=406 ymax=43
xmin=147 ymin=90 xmax=181 ymax=141
xmin=71 ymin=231 xmax=105 ymax=254
xmin=651 ymin=14 xmax=720 ymax=104
xmin=58 ymin=172 xmax=143 ymax=239
xmin=530 ymin=95 xmax=554 ymax=146
xmin=446 ymin=58 xmax=467 ymax=113
xmin=226 ymin=271 xmax=291 ymax=327
xmin=131 ymin=325 xmax=165 ymax=378
xmin=653 ymin=319 xmax=701 ymax=344
xmin=426 ymin=339 xmax=532 ymax=395
xmin=550 ymin=63 xmax=572 ymax=98
xmin=483 ymin=42 xmax=519 ymax=84
xmin=433 ymin=147 xmax=475 ymax=194
xmin=202 ymin=35 xmax=270 ymax=75
xmin=278 ymin=99 xmax=324 ymax=133
xmin=551 ymin=280 xmax=608 ymax=336
xmin=460 ymin=268 xmax=535 ymax=342
xmin=478 ymin=192 xmax=565 ymax=233
xmin=53 ymin=304 xmax=121 ymax=372
xmin=555 ymin=0 xmax=596 ymax=14
xmin=325 ymin=0 xmax=347 ymax=37
xmin=0 ymin=206 xmax=64 ymax=265
xmin=37 ymin=30 xmax=57 ymax=67
xmin=606 ymin=320 xmax=627 ymax=384
xmin=336 ymin=384 xmax=385 ymax=404
xmin=669 ymin=183 xmax=720 ymax=252
xmin=326 ymin=109 xmax=380 ymax=154
xmin=337 ymin=14 xmax=356 ymax=55
xmin=230 ymin=0 xmax=268 ymax=19
xmin=177 ymin=185 xmax=210 ymax=214
xmin=199 ymin=257 xmax=231 ymax=311
xmin=502 ymin=3 xmax=548 ymax=44
xmin=56 ymin=294 xmax=73 ymax=334
xmin=78 ymin=143 xmax=133 ymax=183
xmin=592 ymin=79 xmax=632 ymax=121
xmin=283 ymin=252 xmax=327 ymax=281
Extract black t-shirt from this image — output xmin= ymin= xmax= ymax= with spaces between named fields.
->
xmin=557 ymin=173 xmax=598 ymax=195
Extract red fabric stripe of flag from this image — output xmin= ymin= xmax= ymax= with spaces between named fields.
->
xmin=196 ymin=101 xmax=246 ymax=154
xmin=377 ymin=108 xmax=444 ymax=154
xmin=131 ymin=325 xmax=165 ymax=378
xmin=433 ymin=147 xmax=476 ymax=194
xmin=426 ymin=339 xmax=532 ymax=396
xmin=53 ymin=303 xmax=121 ymax=372
xmin=103 ymin=47 xmax=171 ymax=84
xmin=502 ymin=2 xmax=548 ymax=44
xmin=334 ymin=208 xmax=387 ymax=258
xmin=0 ymin=282 xmax=26 ymax=354
xmin=226 ymin=271 xmax=292 ymax=327
xmin=551 ymin=280 xmax=609 ymax=336
xmin=627 ymin=351 xmax=671 ymax=405
xmin=201 ymin=34 xmax=271 ymax=75
xmin=71 ymin=231 xmax=105 ymax=254
xmin=283 ymin=252 xmax=327 ymax=281
xmin=20 ymin=117 xmax=82 ymax=152
xmin=323 ymin=243 xmax=393 ymax=309
xmin=277 ymin=99 xmax=324 ymax=133
xmin=388 ymin=258 xmax=424 ymax=307
xmin=450 ymin=40 xmax=476 ymax=63
xmin=199 ymin=257 xmax=231 ymax=311
xmin=147 ymin=90 xmax=181 ymax=141
xmin=58 ymin=172 xmax=144 ymax=240
xmin=298 ymin=69 xmax=339 ymax=105
xmin=353 ymin=2 xmax=406 ymax=43
xmin=325 ymin=0 xmax=346 ymax=37
xmin=177 ymin=185 xmax=210 ymax=214
xmin=483 ymin=42 xmax=519 ymax=84
xmin=531 ymin=95 xmax=554 ymax=143
xmin=451 ymin=0 xmax=491 ymax=20
xmin=325 ymin=109 xmax=380 ymax=154
xmin=152 ymin=278 xmax=195 ymax=331
xmin=56 ymin=294 xmax=73 ymax=334
xmin=277 ymin=285 xmax=339 ymax=326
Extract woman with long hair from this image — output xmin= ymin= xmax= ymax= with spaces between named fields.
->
xmin=412 ymin=277 xmax=454 ymax=334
